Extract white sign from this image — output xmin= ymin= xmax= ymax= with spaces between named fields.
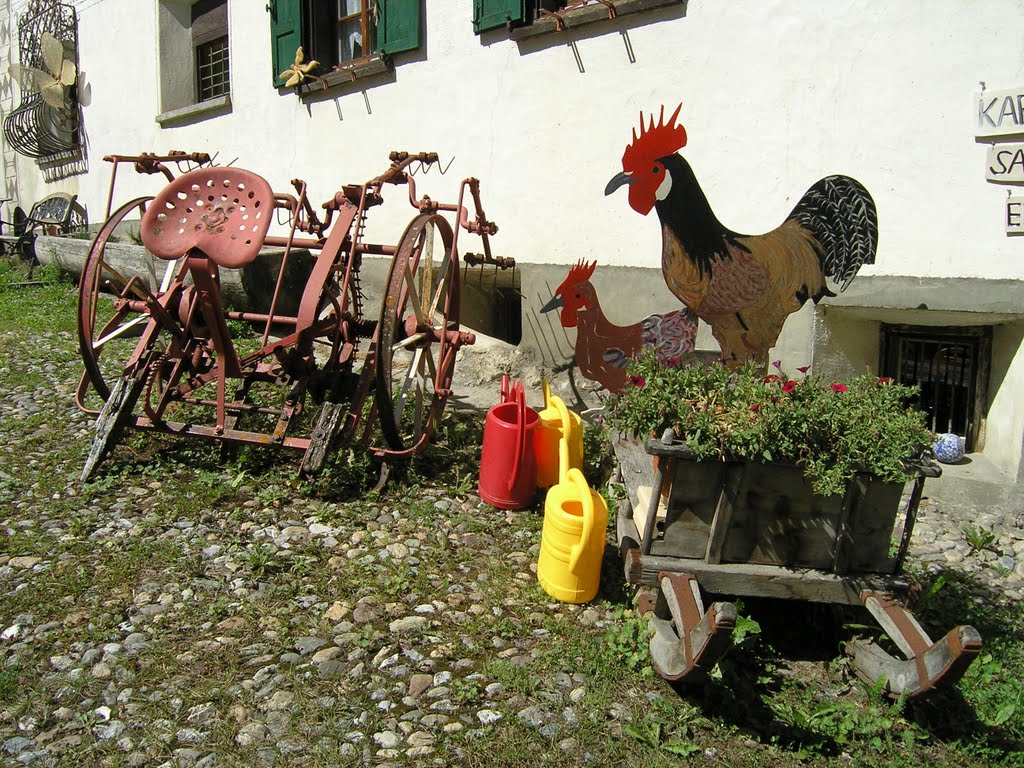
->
xmin=986 ymin=144 xmax=1024 ymax=182
xmin=976 ymin=87 xmax=1024 ymax=138
xmin=1006 ymin=196 xmax=1024 ymax=234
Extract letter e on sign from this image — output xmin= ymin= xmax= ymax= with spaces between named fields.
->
xmin=1006 ymin=196 xmax=1024 ymax=234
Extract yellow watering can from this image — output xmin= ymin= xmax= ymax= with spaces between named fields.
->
xmin=537 ymin=438 xmax=608 ymax=604
xmin=534 ymin=379 xmax=583 ymax=488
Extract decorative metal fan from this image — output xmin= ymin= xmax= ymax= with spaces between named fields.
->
xmin=8 ymin=31 xmax=76 ymax=109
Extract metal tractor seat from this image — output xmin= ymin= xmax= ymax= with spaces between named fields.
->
xmin=141 ymin=167 xmax=274 ymax=269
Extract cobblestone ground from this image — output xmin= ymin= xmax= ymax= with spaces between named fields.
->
xmin=1 ymin=326 xmax=1021 ymax=767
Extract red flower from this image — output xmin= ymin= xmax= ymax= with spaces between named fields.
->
xmin=749 ymin=403 xmax=762 ymax=413
xmin=877 ymin=377 xmax=892 ymax=385
xmin=782 ymin=380 xmax=798 ymax=394
xmin=831 ymin=383 xmax=848 ymax=393
xmin=796 ymin=366 xmax=810 ymax=374
xmin=630 ymin=375 xmax=646 ymax=388
xmin=667 ymin=357 xmax=681 ymax=368
xmin=763 ymin=374 xmax=782 ymax=384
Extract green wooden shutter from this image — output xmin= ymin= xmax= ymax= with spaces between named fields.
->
xmin=473 ymin=0 xmax=525 ymax=33
xmin=269 ymin=0 xmax=303 ymax=87
xmin=377 ymin=0 xmax=420 ymax=57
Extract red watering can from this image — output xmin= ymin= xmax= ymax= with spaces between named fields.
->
xmin=478 ymin=375 xmax=538 ymax=510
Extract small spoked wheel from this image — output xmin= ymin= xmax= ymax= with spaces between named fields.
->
xmin=78 ymin=196 xmax=183 ymax=409
xmin=375 ymin=213 xmax=462 ymax=454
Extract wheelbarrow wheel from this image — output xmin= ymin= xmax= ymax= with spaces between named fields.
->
xmin=375 ymin=213 xmax=461 ymax=455
xmin=78 ymin=196 xmax=180 ymax=410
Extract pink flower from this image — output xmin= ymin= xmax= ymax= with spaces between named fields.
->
xmin=630 ymin=375 xmax=646 ymax=388
xmin=877 ymin=377 xmax=892 ymax=385
xmin=749 ymin=403 xmax=762 ymax=413
xmin=782 ymin=380 xmax=798 ymax=394
xmin=831 ymin=383 xmax=848 ymax=393
xmin=763 ymin=374 xmax=782 ymax=384
xmin=796 ymin=366 xmax=810 ymax=374
xmin=772 ymin=360 xmax=782 ymax=370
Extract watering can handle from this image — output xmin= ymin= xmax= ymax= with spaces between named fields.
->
xmin=500 ymin=374 xmax=511 ymax=404
xmin=552 ymin=396 xmax=572 ymax=441
xmin=542 ymin=377 xmax=551 ymax=409
xmin=567 ymin=468 xmax=595 ymax=574
xmin=508 ymin=381 xmax=527 ymax=493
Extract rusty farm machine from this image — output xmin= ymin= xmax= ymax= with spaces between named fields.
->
xmin=76 ymin=150 xmax=514 ymax=481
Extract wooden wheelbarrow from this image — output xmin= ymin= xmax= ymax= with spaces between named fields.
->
xmin=615 ymin=431 xmax=982 ymax=698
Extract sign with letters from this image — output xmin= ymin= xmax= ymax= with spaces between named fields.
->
xmin=976 ymin=87 xmax=1024 ymax=138
xmin=1006 ymin=195 xmax=1024 ymax=234
xmin=986 ymin=143 xmax=1024 ymax=182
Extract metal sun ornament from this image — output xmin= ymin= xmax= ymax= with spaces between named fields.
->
xmin=278 ymin=46 xmax=325 ymax=90
xmin=8 ymin=31 xmax=76 ymax=110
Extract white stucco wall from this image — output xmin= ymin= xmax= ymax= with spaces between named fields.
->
xmin=6 ymin=0 xmax=1023 ymax=282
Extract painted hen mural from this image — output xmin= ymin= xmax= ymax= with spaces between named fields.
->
xmin=604 ymin=104 xmax=878 ymax=366
xmin=540 ymin=260 xmax=698 ymax=394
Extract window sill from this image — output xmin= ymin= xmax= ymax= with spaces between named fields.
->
xmin=282 ymin=57 xmax=390 ymax=98
xmin=156 ymin=94 xmax=232 ymax=127
xmin=509 ymin=0 xmax=682 ymax=41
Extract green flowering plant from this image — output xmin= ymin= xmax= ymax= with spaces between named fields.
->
xmin=606 ymin=349 xmax=934 ymax=497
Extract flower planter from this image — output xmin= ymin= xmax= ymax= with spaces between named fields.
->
xmin=614 ymin=430 xmax=982 ymax=698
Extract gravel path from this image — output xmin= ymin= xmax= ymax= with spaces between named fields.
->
xmin=1 ymin=327 xmax=1021 ymax=767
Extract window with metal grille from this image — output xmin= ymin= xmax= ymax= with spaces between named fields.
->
xmin=196 ymin=35 xmax=229 ymax=101
xmin=880 ymin=325 xmax=990 ymax=452
xmin=192 ymin=0 xmax=229 ymax=102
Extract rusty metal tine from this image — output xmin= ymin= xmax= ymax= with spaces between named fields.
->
xmin=261 ymin=190 xmax=304 ymax=349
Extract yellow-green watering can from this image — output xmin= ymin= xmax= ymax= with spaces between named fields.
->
xmin=534 ymin=378 xmax=583 ymax=488
xmin=537 ymin=438 xmax=608 ymax=604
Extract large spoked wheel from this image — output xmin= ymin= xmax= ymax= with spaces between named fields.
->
xmin=78 ymin=196 xmax=183 ymax=410
xmin=375 ymin=213 xmax=461 ymax=454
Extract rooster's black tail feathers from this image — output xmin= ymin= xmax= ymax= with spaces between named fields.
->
xmin=788 ymin=175 xmax=878 ymax=293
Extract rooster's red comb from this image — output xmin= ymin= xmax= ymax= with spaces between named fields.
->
xmin=622 ymin=104 xmax=687 ymax=168
xmin=560 ymin=259 xmax=597 ymax=290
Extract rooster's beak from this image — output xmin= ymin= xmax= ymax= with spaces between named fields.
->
xmin=604 ymin=171 xmax=635 ymax=196
xmin=540 ymin=294 xmax=563 ymax=314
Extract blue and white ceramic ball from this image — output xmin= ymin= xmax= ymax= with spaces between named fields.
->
xmin=933 ymin=433 xmax=964 ymax=464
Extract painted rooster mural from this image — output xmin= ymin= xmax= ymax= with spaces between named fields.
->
xmin=540 ymin=260 xmax=698 ymax=394
xmin=604 ymin=104 xmax=878 ymax=366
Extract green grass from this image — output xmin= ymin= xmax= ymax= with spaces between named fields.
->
xmin=1 ymin=271 xmax=1023 ymax=767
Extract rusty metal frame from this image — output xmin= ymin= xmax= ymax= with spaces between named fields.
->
xmin=77 ymin=149 xmax=500 ymax=479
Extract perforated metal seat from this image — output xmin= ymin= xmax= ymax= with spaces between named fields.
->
xmin=141 ymin=167 xmax=274 ymax=269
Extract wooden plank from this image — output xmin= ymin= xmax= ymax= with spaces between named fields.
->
xmin=633 ymin=485 xmax=667 ymax=547
xmin=640 ymin=459 xmax=668 ymax=555
xmin=656 ymin=459 xmax=724 ymax=559
xmin=612 ymin=437 xmax=655 ymax=511
xmin=832 ymin=476 xmax=862 ymax=574
xmin=631 ymin=555 xmax=912 ymax=605
xmin=704 ymin=465 xmax=741 ymax=564
xmin=894 ymin=478 xmax=924 ymax=572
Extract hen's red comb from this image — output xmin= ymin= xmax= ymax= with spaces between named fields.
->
xmin=560 ymin=259 xmax=597 ymax=291
xmin=622 ymin=104 xmax=687 ymax=168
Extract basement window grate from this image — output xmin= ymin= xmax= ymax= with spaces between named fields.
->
xmin=880 ymin=325 xmax=990 ymax=452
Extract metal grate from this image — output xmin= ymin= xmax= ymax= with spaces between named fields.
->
xmin=880 ymin=325 xmax=989 ymax=452
xmin=196 ymin=35 xmax=229 ymax=102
